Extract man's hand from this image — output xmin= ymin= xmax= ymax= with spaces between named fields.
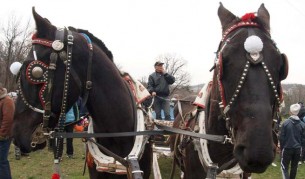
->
xmin=152 ymin=92 xmax=156 ymax=96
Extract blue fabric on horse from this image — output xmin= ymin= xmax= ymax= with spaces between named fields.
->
xmin=65 ymin=104 xmax=79 ymax=123
xmin=65 ymin=108 xmax=75 ymax=123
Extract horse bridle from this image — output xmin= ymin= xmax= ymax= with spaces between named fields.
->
xmin=18 ymin=28 xmax=93 ymax=157
xmin=214 ymin=21 xmax=284 ymax=143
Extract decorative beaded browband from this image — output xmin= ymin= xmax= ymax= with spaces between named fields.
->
xmin=221 ymin=21 xmax=261 ymax=42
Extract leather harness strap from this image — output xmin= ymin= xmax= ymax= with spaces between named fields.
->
xmin=51 ymin=123 xmax=228 ymax=143
xmin=79 ymin=33 xmax=93 ymax=109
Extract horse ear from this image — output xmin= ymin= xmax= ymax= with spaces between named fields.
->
xmin=32 ymin=7 xmax=56 ymax=38
xmin=218 ymin=2 xmax=237 ymax=31
xmin=257 ymin=3 xmax=270 ymax=32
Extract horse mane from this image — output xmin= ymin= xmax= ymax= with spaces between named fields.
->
xmin=68 ymin=26 xmax=114 ymax=61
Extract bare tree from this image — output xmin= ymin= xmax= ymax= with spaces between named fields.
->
xmin=282 ymin=84 xmax=305 ymax=115
xmin=155 ymin=53 xmax=191 ymax=95
xmin=139 ymin=76 xmax=148 ymax=87
xmin=0 ymin=14 xmax=33 ymax=91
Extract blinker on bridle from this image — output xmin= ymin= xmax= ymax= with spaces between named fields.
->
xmin=31 ymin=28 xmax=69 ymax=131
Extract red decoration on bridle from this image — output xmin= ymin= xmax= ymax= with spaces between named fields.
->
xmin=218 ymin=21 xmax=260 ymax=107
xmin=23 ymin=33 xmax=56 ymax=108
xmin=25 ymin=60 xmax=49 ymax=108
xmin=241 ymin=13 xmax=256 ymax=22
xmin=32 ymin=33 xmax=53 ymax=47
xmin=221 ymin=21 xmax=259 ymax=42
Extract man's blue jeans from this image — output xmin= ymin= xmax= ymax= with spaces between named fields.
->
xmin=0 ymin=139 xmax=12 ymax=179
xmin=154 ymin=96 xmax=171 ymax=120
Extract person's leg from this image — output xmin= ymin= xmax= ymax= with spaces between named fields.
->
xmin=0 ymin=139 xmax=12 ymax=179
xmin=65 ymin=125 xmax=74 ymax=157
xmin=281 ymin=148 xmax=292 ymax=179
xmin=14 ymin=144 xmax=21 ymax=160
xmin=290 ymin=148 xmax=301 ymax=179
xmin=163 ymin=97 xmax=171 ymax=121
xmin=154 ymin=97 xmax=162 ymax=120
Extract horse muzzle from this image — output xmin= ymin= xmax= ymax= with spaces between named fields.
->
xmin=234 ymin=140 xmax=275 ymax=173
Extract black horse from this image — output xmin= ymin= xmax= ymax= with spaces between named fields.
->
xmin=12 ymin=8 xmax=152 ymax=179
xmin=170 ymin=3 xmax=288 ymax=179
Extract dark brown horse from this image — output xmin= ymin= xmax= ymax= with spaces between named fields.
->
xmin=170 ymin=3 xmax=288 ymax=179
xmin=12 ymin=8 xmax=152 ymax=179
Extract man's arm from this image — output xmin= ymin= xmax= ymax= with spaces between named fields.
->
xmin=301 ymin=124 xmax=305 ymax=147
xmin=164 ymin=73 xmax=175 ymax=85
xmin=0 ymin=98 xmax=15 ymax=137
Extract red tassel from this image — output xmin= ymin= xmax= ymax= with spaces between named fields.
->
xmin=52 ymin=173 xmax=60 ymax=179
xmin=241 ymin=13 xmax=256 ymax=22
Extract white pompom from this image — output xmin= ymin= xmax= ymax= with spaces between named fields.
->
xmin=10 ymin=62 xmax=22 ymax=75
xmin=244 ymin=35 xmax=263 ymax=53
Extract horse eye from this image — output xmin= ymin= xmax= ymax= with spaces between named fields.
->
xmin=32 ymin=66 xmax=44 ymax=78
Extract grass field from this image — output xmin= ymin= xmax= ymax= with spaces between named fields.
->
xmin=8 ymin=139 xmax=305 ymax=179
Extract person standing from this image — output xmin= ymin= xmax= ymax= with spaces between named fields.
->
xmin=147 ymin=61 xmax=175 ymax=121
xmin=0 ymin=86 xmax=15 ymax=179
xmin=64 ymin=104 xmax=79 ymax=159
xmin=280 ymin=103 xmax=305 ymax=179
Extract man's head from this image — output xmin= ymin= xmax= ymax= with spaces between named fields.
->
xmin=290 ymin=103 xmax=301 ymax=115
xmin=154 ymin=61 xmax=164 ymax=73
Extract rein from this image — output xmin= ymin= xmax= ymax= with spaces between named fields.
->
xmin=50 ymin=124 xmax=228 ymax=143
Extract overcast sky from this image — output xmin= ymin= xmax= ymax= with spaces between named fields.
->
xmin=0 ymin=0 xmax=304 ymax=85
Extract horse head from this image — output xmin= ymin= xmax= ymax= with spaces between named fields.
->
xmin=13 ymin=8 xmax=114 ymax=153
xmin=13 ymin=7 xmax=152 ymax=179
xmin=209 ymin=3 xmax=288 ymax=173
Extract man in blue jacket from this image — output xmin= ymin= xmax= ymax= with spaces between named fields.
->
xmin=280 ymin=103 xmax=305 ymax=179
xmin=147 ymin=61 xmax=175 ymax=121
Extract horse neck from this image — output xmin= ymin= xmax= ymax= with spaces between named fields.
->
xmin=85 ymin=51 xmax=136 ymax=133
